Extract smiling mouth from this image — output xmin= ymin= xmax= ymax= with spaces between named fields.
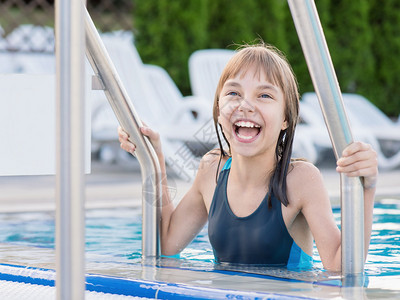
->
xmin=234 ymin=120 xmax=261 ymax=141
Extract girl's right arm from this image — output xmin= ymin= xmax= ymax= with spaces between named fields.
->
xmin=118 ymin=126 xmax=209 ymax=256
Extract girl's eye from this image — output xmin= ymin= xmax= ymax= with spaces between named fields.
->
xmin=260 ymin=93 xmax=273 ymax=100
xmin=227 ymin=91 xmax=239 ymax=96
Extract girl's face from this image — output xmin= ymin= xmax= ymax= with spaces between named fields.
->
xmin=217 ymin=65 xmax=288 ymax=159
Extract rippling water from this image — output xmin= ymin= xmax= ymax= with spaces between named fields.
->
xmin=0 ymin=201 xmax=399 ymax=281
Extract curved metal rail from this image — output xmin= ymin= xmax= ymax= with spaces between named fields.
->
xmin=288 ymin=0 xmax=365 ymax=286
xmin=84 ymin=7 xmax=162 ymax=258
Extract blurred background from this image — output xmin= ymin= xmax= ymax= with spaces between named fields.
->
xmin=1 ymin=0 xmax=399 ymax=116
xmin=0 ymin=0 xmax=399 ymax=174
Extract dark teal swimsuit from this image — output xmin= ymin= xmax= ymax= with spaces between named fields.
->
xmin=208 ymin=158 xmax=312 ymax=268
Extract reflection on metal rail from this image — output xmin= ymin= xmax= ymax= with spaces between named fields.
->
xmin=84 ymin=7 xmax=162 ymax=259
xmin=288 ymin=0 xmax=365 ymax=286
xmin=56 ymin=0 xmax=86 ymax=299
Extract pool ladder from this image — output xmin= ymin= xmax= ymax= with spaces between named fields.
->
xmin=55 ymin=0 xmax=365 ymax=298
xmin=56 ymin=2 xmax=161 ymax=299
xmin=84 ymin=7 xmax=162 ymax=260
xmin=287 ymin=0 xmax=365 ymax=286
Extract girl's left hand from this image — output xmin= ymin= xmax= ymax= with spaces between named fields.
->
xmin=336 ymin=141 xmax=378 ymax=189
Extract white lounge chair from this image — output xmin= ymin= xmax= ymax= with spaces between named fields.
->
xmin=5 ymin=24 xmax=55 ymax=52
xmin=143 ymin=64 xmax=212 ymax=134
xmin=292 ymin=102 xmax=333 ymax=164
xmin=0 ymin=25 xmax=6 ymax=51
xmin=91 ymin=33 xmax=214 ymax=181
xmin=188 ymin=48 xmax=235 ymax=102
xmin=0 ymin=25 xmax=55 ymax=74
xmin=301 ymin=92 xmax=400 ymax=170
xmin=0 ymin=26 xmax=18 ymax=73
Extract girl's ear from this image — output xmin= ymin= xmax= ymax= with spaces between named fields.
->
xmin=215 ymin=103 xmax=221 ymax=122
xmin=281 ymin=120 xmax=289 ymax=130
xmin=217 ymin=114 xmax=222 ymax=125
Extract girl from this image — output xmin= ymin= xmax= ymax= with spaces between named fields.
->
xmin=118 ymin=43 xmax=378 ymax=271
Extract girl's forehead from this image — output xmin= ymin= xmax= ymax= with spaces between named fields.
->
xmin=227 ymin=63 xmax=280 ymax=85
xmin=224 ymin=67 xmax=280 ymax=89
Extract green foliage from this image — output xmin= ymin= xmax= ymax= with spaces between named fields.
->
xmin=283 ymin=2 xmax=312 ymax=94
xmin=133 ymin=0 xmax=400 ymax=117
xmin=252 ymin=0 xmax=289 ymax=52
xmin=328 ymin=0 xmax=375 ymax=96
xmin=206 ymin=0 xmax=258 ymax=49
xmin=369 ymin=0 xmax=400 ymax=116
xmin=206 ymin=0 xmax=288 ymax=50
xmin=133 ymin=0 xmax=209 ymax=95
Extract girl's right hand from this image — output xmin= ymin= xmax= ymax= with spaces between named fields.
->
xmin=118 ymin=125 xmax=163 ymax=157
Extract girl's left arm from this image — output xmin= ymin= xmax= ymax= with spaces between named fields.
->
xmin=298 ymin=141 xmax=378 ymax=271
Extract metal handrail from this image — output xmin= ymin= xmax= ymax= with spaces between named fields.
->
xmin=287 ymin=0 xmax=365 ymax=286
xmin=55 ymin=0 xmax=86 ymax=298
xmin=84 ymin=7 xmax=162 ymax=258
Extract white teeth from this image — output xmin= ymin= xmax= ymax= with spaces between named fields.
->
xmin=234 ymin=121 xmax=261 ymax=128
xmin=237 ymin=133 xmax=253 ymax=140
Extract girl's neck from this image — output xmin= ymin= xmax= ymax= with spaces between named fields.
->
xmin=229 ymin=153 xmax=276 ymax=189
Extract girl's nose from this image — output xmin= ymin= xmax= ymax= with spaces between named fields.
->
xmin=238 ymin=98 xmax=255 ymax=112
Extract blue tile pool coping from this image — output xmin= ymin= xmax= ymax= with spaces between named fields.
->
xmin=0 ymin=263 xmax=322 ymax=299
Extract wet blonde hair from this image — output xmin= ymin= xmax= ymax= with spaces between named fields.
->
xmin=213 ymin=42 xmax=300 ymax=207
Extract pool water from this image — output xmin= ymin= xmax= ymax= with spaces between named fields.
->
xmin=366 ymin=201 xmax=400 ymax=277
xmin=0 ymin=202 xmax=399 ymax=281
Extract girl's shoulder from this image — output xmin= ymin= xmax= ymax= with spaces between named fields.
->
xmin=199 ymin=149 xmax=229 ymax=172
xmin=289 ymin=159 xmax=321 ymax=177
xmin=194 ymin=149 xmax=228 ymax=186
xmin=193 ymin=149 xmax=229 ymax=206
xmin=197 ymin=149 xmax=229 ymax=178
xmin=286 ymin=160 xmax=326 ymax=204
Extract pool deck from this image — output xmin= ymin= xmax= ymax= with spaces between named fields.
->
xmin=0 ymin=155 xmax=399 ymax=212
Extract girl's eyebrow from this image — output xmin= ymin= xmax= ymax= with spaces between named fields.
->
xmin=258 ymin=84 xmax=279 ymax=93
xmin=223 ymin=81 xmax=241 ymax=88
xmin=223 ymin=81 xmax=279 ymax=93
